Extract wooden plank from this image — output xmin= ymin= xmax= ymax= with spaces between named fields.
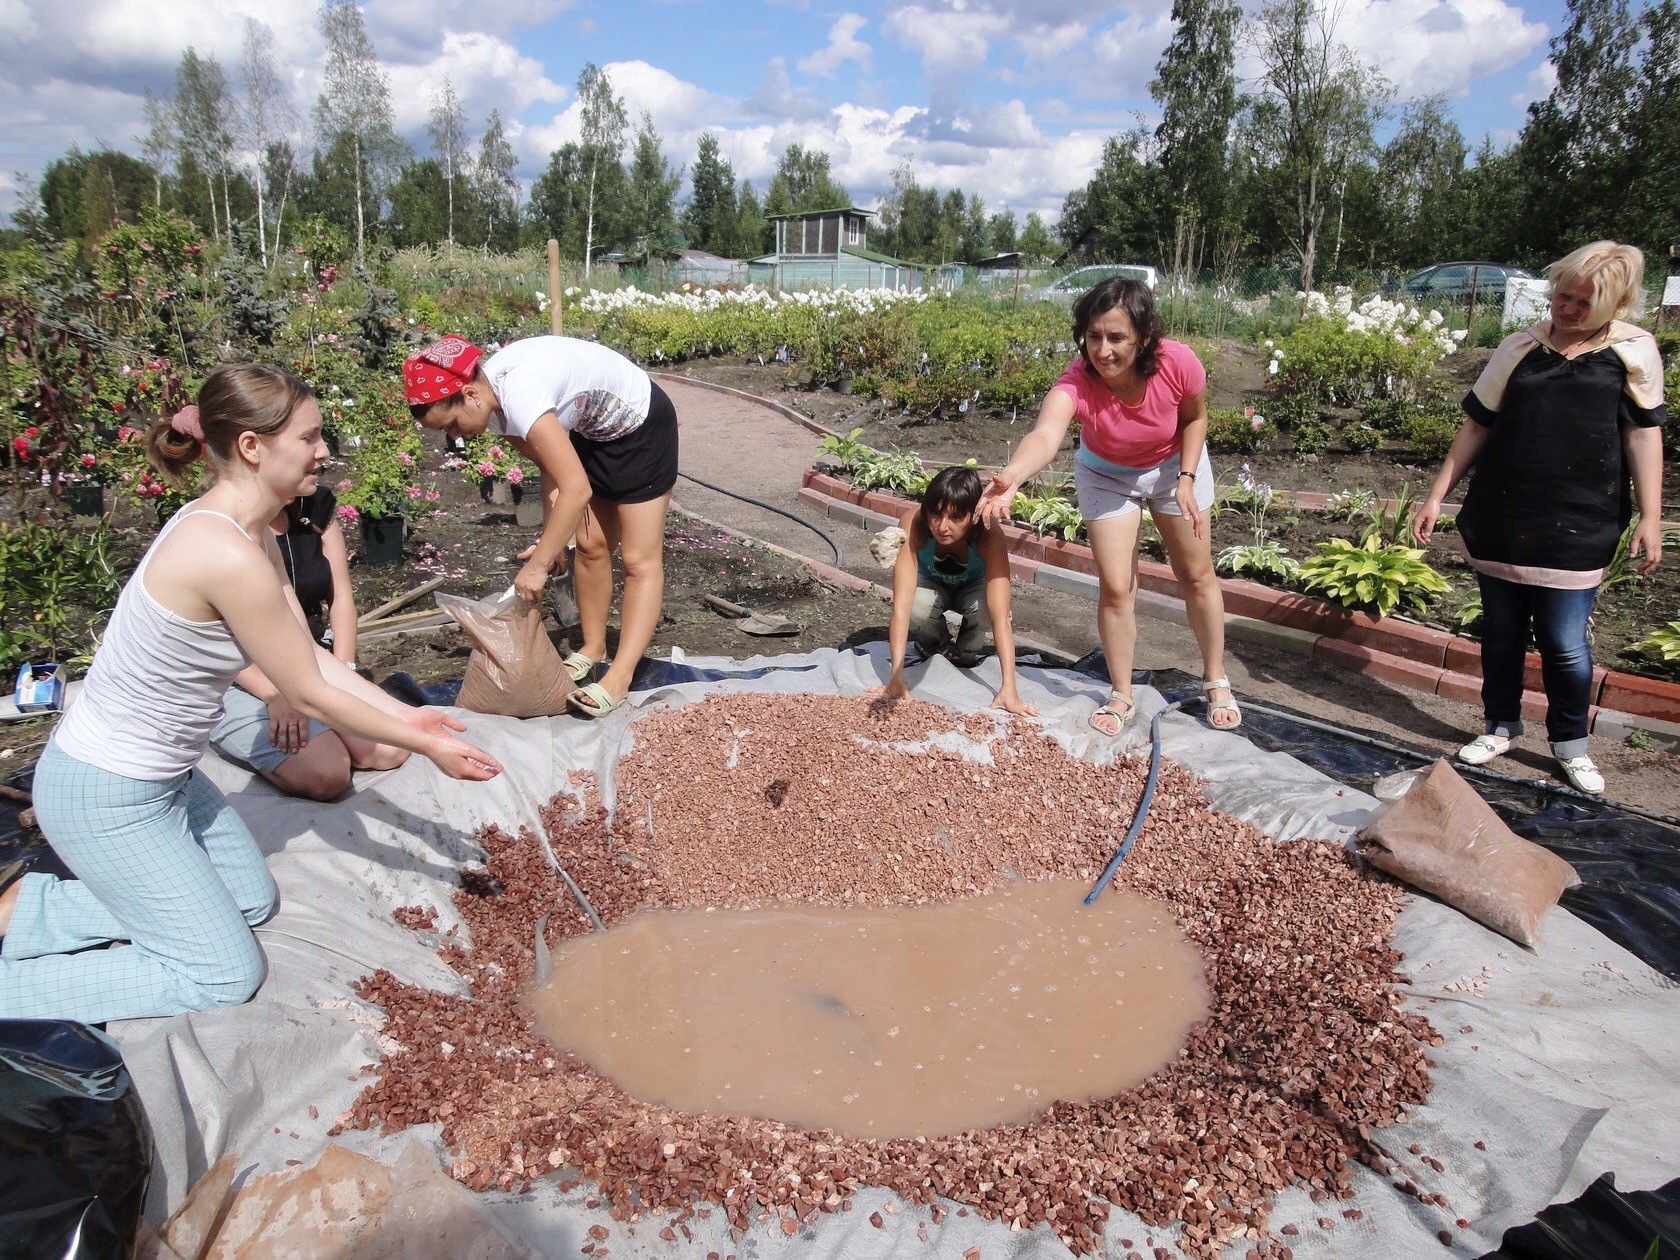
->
xmin=357 ymin=577 xmax=446 ymax=628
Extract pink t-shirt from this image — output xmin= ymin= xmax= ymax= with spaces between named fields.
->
xmin=1051 ymin=338 xmax=1207 ymax=470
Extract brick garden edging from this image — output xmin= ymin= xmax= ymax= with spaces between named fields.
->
xmin=799 ymin=469 xmax=1680 ymax=744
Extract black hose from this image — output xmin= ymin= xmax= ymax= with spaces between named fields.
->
xmin=1084 ymin=700 xmax=1184 ymax=905
xmin=677 ymin=470 xmax=844 ymax=566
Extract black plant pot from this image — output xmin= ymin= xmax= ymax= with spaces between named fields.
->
xmin=360 ymin=515 xmax=405 ymax=566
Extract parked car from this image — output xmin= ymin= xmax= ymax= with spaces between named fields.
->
xmin=1034 ymin=264 xmax=1159 ymax=302
xmin=1391 ymin=261 xmax=1537 ymax=304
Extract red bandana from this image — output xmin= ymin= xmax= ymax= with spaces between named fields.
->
xmin=402 ymin=336 xmax=484 ymax=404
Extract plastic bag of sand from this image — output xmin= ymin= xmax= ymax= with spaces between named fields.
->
xmin=1356 ymin=758 xmax=1578 ymax=948
xmin=436 ymin=587 xmax=573 ymax=718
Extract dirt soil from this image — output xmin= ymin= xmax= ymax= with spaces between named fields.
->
xmin=2 ymin=338 xmax=1674 ymax=821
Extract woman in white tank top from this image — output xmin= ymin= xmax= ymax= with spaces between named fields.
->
xmin=0 ymin=365 xmax=502 ymax=1025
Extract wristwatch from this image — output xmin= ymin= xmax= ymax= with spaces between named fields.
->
xmin=1177 ymin=470 xmax=1197 ymax=479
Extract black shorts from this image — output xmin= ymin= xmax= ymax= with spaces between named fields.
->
xmin=572 ymin=381 xmax=679 ymax=504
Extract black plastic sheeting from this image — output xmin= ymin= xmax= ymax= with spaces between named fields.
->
xmin=0 ymin=1020 xmax=152 ymax=1260
xmin=1063 ymin=657 xmax=1680 ymax=984
xmin=1479 ymin=1172 xmax=1680 ymax=1260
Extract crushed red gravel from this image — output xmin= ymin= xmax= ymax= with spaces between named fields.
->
xmin=340 ymin=693 xmax=1440 ymax=1258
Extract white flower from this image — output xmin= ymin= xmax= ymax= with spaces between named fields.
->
xmin=1268 ymin=359 xmax=1279 ymax=375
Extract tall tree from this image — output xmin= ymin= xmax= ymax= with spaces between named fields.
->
xmin=426 ymin=76 xmax=468 ymax=245
xmin=1240 ymin=0 xmax=1388 ymax=290
xmin=624 ymin=112 xmax=681 ymax=258
xmin=1058 ymin=131 xmax=1160 ymax=263
xmin=139 ymin=88 xmax=176 ymax=209
xmin=1151 ymin=0 xmax=1242 ymax=250
xmin=731 ymin=179 xmax=767 ymax=258
xmin=314 ymin=0 xmax=408 ymax=257
xmin=476 ymin=110 xmax=520 ymax=253
xmin=762 ymin=144 xmax=849 ymax=217
xmin=1017 ymin=211 xmax=1055 ymax=265
xmin=682 ymin=132 xmax=736 ymax=254
xmin=576 ymin=62 xmax=628 ymax=277
xmin=239 ymin=18 xmax=295 ymax=265
xmin=987 ymin=208 xmax=1017 ymax=254
xmin=37 ymin=149 xmax=154 ymax=248
xmin=1514 ymin=0 xmax=1641 ymax=256
xmin=175 ymin=48 xmax=234 ymax=241
xmin=528 ymin=143 xmax=588 ymax=257
xmin=1375 ymin=96 xmax=1467 ymax=266
xmin=1621 ymin=0 xmax=1680 ymax=254
xmin=385 ymin=159 xmax=451 ymax=247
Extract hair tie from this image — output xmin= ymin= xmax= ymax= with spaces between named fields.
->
xmin=170 ymin=405 xmax=204 ymax=443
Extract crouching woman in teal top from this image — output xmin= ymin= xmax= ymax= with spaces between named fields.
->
xmin=877 ymin=465 xmax=1037 ymax=716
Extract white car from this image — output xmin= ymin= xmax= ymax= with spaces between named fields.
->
xmin=1035 ymin=264 xmax=1159 ymax=302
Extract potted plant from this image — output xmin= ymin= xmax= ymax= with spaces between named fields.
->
xmin=463 ymin=435 xmax=536 ymax=509
xmin=340 ymin=429 xmax=422 ymax=566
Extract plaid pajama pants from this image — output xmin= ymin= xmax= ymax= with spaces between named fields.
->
xmin=1 ymin=740 xmax=278 ymax=1024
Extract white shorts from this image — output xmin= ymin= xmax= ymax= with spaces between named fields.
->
xmin=1073 ymin=448 xmax=1215 ymax=522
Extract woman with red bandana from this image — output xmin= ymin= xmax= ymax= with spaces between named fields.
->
xmin=403 ymin=336 xmax=678 ymax=718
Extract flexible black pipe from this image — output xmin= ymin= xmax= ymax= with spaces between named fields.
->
xmin=1084 ymin=700 xmax=1185 ymax=905
xmin=677 ymin=470 xmax=844 ymax=566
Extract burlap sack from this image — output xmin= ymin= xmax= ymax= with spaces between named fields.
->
xmin=1356 ymin=758 xmax=1579 ymax=948
xmin=436 ymin=588 xmax=573 ymax=718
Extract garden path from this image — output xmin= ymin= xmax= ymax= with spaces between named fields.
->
xmin=661 ymin=374 xmax=1678 ymax=814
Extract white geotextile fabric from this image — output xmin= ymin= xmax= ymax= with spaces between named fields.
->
xmin=109 ymin=643 xmax=1680 ymax=1259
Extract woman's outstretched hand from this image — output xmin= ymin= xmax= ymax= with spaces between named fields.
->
xmin=977 ymin=474 xmax=1018 ymax=526
xmin=405 ymin=707 xmax=503 ymax=780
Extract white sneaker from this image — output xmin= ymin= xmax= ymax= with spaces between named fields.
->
xmin=1457 ymin=734 xmax=1512 ymax=765
xmin=1557 ymin=755 xmax=1604 ymax=795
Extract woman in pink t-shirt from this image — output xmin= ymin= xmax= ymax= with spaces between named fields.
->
xmin=979 ymin=276 xmax=1239 ymax=735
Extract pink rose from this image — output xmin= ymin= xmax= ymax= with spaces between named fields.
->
xmin=476 ymin=460 xmax=495 ymax=478
xmin=336 ymin=504 xmax=360 ymax=526
xmin=506 ymin=466 xmax=524 ymax=486
xmin=81 ymin=453 xmax=97 ymax=467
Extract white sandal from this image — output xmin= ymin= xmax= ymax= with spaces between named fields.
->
xmin=1089 ymin=692 xmax=1135 ymax=737
xmin=1203 ymin=677 xmax=1242 ymax=730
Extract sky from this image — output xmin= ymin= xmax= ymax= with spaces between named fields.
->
xmin=0 ymin=0 xmax=1566 ymax=229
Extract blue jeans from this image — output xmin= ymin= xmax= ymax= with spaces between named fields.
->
xmin=1476 ymin=573 xmax=1598 ymax=759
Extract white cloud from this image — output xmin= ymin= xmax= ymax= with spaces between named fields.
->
xmin=1512 ymin=58 xmax=1556 ymax=110
xmin=882 ymin=4 xmax=1015 ymax=86
xmin=1085 ymin=9 xmax=1178 ymax=98
xmin=798 ymin=13 xmax=871 ymax=78
xmin=744 ymin=56 xmax=834 ymax=123
xmin=1334 ymin=0 xmax=1547 ymax=101
xmin=386 ymin=34 xmax=567 ymax=136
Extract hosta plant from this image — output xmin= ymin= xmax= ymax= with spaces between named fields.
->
xmin=1628 ymin=621 xmax=1680 ymax=674
xmin=1299 ymin=536 xmax=1450 ymax=618
xmin=1012 ymin=489 xmax=1084 ymax=541
xmin=1216 ymin=540 xmax=1300 ymax=584
xmin=852 ymin=449 xmax=929 ymax=496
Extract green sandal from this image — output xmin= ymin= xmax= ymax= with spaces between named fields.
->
xmin=561 ymin=651 xmax=597 ymax=684
xmin=566 ymin=681 xmax=625 ymax=718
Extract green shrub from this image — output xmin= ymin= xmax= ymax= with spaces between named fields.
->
xmin=1272 ymin=288 xmax=1465 ymax=404
xmin=1399 ymin=404 xmax=1462 ymax=460
xmin=1358 ymin=396 xmax=1413 ymax=434
xmin=1207 ymin=406 xmax=1277 ymax=454
xmin=1292 ymin=418 xmax=1331 ymax=460
xmin=0 ymin=520 xmax=120 ymax=672
xmin=1341 ymin=422 xmax=1384 ymax=454
xmin=1268 ymin=391 xmax=1320 ymax=430
xmin=1299 ymin=536 xmax=1450 ymax=617
xmin=1324 ymin=488 xmax=1377 ymax=522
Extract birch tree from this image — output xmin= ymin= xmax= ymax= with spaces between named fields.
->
xmin=139 ymin=88 xmax=176 ymax=208
xmin=1241 ymin=0 xmax=1387 ymax=291
xmin=314 ymin=0 xmax=408 ymax=257
xmin=575 ymin=63 xmax=627 ymax=276
xmin=175 ymin=48 xmax=234 ymax=241
xmin=475 ymin=109 xmax=520 ymax=252
xmin=239 ymin=18 xmax=296 ymax=265
xmin=426 ymin=76 xmax=468 ymax=245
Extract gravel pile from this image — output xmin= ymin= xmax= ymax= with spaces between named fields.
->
xmin=341 ymin=693 xmax=1442 ymax=1258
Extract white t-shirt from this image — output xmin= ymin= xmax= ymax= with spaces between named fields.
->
xmin=483 ymin=337 xmax=652 ymax=443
